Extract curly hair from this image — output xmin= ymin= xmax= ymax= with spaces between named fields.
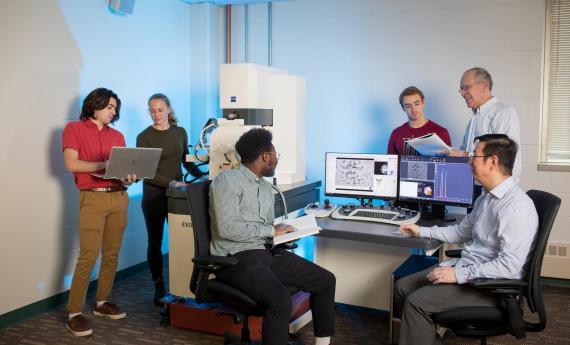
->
xmin=235 ymin=128 xmax=273 ymax=164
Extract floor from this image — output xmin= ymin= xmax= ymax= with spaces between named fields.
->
xmin=1 ymin=266 xmax=569 ymax=345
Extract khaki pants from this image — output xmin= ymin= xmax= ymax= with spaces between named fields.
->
xmin=67 ymin=190 xmax=129 ymax=313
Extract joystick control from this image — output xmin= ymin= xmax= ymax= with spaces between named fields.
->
xmin=304 ymin=200 xmax=337 ymax=218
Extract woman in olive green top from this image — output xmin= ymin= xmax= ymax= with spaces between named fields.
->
xmin=136 ymin=93 xmax=203 ymax=305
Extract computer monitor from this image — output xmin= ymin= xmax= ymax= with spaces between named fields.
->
xmin=325 ymin=152 xmax=399 ymax=200
xmin=398 ymin=155 xmax=474 ymax=219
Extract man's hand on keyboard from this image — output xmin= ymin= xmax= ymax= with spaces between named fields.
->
xmin=274 ymin=223 xmax=296 ymax=236
xmin=400 ymin=223 xmax=420 ymax=237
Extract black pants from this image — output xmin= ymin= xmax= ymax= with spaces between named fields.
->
xmin=217 ymin=248 xmax=336 ymax=345
xmin=141 ymin=182 xmax=168 ymax=281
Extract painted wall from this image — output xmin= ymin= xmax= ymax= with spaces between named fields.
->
xmin=0 ymin=0 xmax=201 ymax=315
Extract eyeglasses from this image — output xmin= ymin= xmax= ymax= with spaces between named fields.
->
xmin=468 ymin=152 xmax=492 ymax=160
xmin=458 ymin=81 xmax=481 ymax=94
xmin=265 ymin=152 xmax=281 ymax=160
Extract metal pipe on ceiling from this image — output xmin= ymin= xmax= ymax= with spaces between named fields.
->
xmin=244 ymin=4 xmax=249 ymax=62
xmin=225 ymin=4 xmax=231 ymax=64
xmin=268 ymin=2 xmax=272 ymax=66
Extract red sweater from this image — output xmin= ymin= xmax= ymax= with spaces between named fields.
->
xmin=387 ymin=120 xmax=451 ymax=155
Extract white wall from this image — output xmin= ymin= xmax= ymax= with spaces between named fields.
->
xmin=0 ymin=0 xmax=196 ymax=315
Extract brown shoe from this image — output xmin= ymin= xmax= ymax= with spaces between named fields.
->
xmin=65 ymin=315 xmax=93 ymax=337
xmin=92 ymin=302 xmax=126 ymax=320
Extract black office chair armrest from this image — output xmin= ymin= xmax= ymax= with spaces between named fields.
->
xmin=192 ymin=255 xmax=239 ymax=272
xmin=192 ymin=255 xmax=239 ymax=304
xmin=468 ymin=278 xmax=527 ymax=290
xmin=445 ymin=249 xmax=463 ymax=258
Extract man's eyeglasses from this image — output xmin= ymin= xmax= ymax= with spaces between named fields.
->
xmin=468 ymin=152 xmax=492 ymax=160
xmin=459 ymin=81 xmax=481 ymax=94
xmin=265 ymin=152 xmax=281 ymax=160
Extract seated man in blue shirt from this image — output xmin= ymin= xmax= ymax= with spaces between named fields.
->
xmin=209 ymin=128 xmax=335 ymax=345
xmin=395 ymin=133 xmax=538 ymax=345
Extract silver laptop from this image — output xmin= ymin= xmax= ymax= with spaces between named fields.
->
xmin=92 ymin=147 xmax=162 ymax=179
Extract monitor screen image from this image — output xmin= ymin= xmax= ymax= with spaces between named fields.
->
xmin=325 ymin=152 xmax=399 ymax=199
xmin=398 ymin=155 xmax=474 ymax=207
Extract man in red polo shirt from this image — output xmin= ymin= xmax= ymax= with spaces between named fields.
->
xmin=62 ymin=88 xmax=135 ymax=336
xmin=387 ymin=86 xmax=452 ymax=155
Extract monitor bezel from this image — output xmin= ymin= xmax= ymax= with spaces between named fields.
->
xmin=324 ymin=152 xmax=399 ymax=200
xmin=397 ymin=155 xmax=474 ymax=208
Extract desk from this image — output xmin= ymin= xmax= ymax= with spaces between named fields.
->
xmin=317 ymin=218 xmax=441 ymax=250
xmin=314 ymin=215 xmax=463 ymax=311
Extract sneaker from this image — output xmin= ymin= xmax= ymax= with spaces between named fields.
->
xmin=65 ymin=315 xmax=93 ymax=337
xmin=92 ymin=302 xmax=126 ymax=320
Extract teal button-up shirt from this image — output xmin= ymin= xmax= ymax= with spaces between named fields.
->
xmin=209 ymin=165 xmax=275 ymax=256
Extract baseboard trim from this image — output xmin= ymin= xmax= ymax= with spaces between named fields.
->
xmin=540 ymin=276 xmax=570 ymax=288
xmin=0 ymin=259 xmax=152 ymax=330
xmin=334 ymin=302 xmax=390 ymax=319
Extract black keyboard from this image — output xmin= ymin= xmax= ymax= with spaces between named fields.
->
xmin=353 ymin=210 xmax=396 ymax=220
xmin=331 ymin=207 xmax=420 ymax=225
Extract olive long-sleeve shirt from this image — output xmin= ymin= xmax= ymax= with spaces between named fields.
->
xmin=136 ymin=125 xmax=202 ymax=188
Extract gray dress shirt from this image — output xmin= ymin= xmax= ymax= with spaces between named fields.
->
xmin=460 ymin=97 xmax=522 ymax=183
xmin=209 ymin=165 xmax=275 ymax=256
xmin=419 ymin=177 xmax=538 ymax=284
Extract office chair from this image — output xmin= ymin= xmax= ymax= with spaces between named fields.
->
xmin=432 ymin=189 xmax=561 ymax=345
xmin=185 ymin=180 xmax=306 ymax=345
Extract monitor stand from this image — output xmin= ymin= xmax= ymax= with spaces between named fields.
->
xmin=421 ymin=204 xmax=456 ymax=223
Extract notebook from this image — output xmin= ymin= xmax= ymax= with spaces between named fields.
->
xmin=273 ymin=214 xmax=321 ymax=245
xmin=91 ymin=147 xmax=162 ymax=180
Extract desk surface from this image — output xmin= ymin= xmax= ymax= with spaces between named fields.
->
xmin=316 ymin=214 xmax=464 ymax=250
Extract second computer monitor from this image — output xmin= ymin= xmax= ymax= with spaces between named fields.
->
xmin=398 ymin=155 xmax=474 ymax=207
xmin=325 ymin=152 xmax=399 ymax=199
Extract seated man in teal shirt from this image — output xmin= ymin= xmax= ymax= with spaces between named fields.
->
xmin=209 ymin=128 xmax=335 ymax=345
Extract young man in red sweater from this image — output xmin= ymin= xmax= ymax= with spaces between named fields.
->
xmin=387 ymin=86 xmax=451 ymax=155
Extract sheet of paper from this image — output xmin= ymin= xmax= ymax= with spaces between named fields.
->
xmin=406 ymin=133 xmax=451 ymax=156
